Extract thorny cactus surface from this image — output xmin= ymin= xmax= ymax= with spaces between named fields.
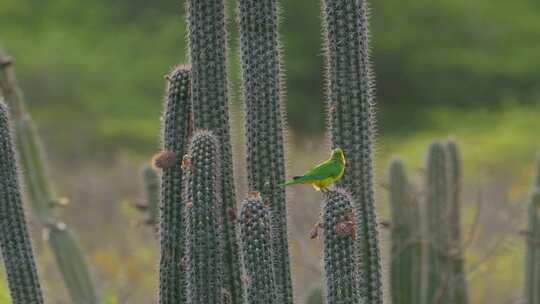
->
xmin=140 ymin=164 xmax=160 ymax=226
xmin=445 ymin=140 xmax=468 ymax=304
xmin=184 ymin=131 xmax=224 ymax=304
xmin=321 ymin=0 xmax=383 ymax=301
xmin=157 ymin=66 xmax=192 ymax=304
xmin=239 ymin=195 xmax=277 ymax=304
xmin=322 ymin=189 xmax=361 ymax=304
xmin=237 ymin=0 xmax=292 ymax=301
xmin=0 ymin=100 xmax=43 ymax=304
xmin=187 ymin=0 xmax=243 ymax=300
xmin=46 ymin=223 xmax=97 ymax=303
xmin=389 ymin=157 xmax=422 ymax=304
xmin=423 ymin=142 xmax=452 ymax=304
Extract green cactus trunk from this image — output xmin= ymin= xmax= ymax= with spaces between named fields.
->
xmin=239 ymin=196 xmax=277 ymax=304
xmin=445 ymin=140 xmax=468 ymax=304
xmin=158 ymin=66 xmax=192 ymax=304
xmin=0 ymin=49 xmax=98 ymax=304
xmin=321 ymin=0 xmax=382 ymax=302
xmin=322 ymin=189 xmax=361 ymax=304
xmin=237 ymin=0 xmax=292 ymax=302
xmin=525 ymin=159 xmax=540 ymax=304
xmin=185 ymin=131 xmax=225 ymax=304
xmin=47 ymin=224 xmax=97 ymax=303
xmin=141 ymin=164 xmax=160 ymax=226
xmin=389 ymin=157 xmax=422 ymax=304
xmin=187 ymin=1 xmax=243 ymax=301
xmin=0 ymin=100 xmax=44 ymax=304
xmin=423 ymin=142 xmax=452 ymax=304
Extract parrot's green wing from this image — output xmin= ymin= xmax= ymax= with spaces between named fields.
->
xmin=281 ymin=158 xmax=344 ymax=187
xmin=300 ymin=159 xmax=342 ymax=181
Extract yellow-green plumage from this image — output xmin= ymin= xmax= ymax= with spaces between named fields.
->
xmin=282 ymin=148 xmax=346 ymax=192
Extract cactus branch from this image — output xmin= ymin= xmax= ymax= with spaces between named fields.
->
xmin=185 ymin=131 xmax=225 ymax=304
xmin=237 ymin=0 xmax=292 ymax=301
xmin=239 ymin=196 xmax=277 ymax=304
xmin=0 ymin=48 xmax=97 ymax=304
xmin=525 ymin=159 xmax=540 ymax=304
xmin=388 ymin=157 xmax=422 ymax=304
xmin=187 ymin=1 xmax=243 ymax=301
xmin=0 ymin=100 xmax=44 ymax=304
xmin=322 ymin=189 xmax=361 ymax=304
xmin=158 ymin=66 xmax=192 ymax=304
xmin=321 ymin=0 xmax=383 ymax=301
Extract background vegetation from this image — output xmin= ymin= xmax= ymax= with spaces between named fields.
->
xmin=0 ymin=0 xmax=539 ymax=303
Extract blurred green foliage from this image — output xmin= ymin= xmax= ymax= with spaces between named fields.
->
xmin=1 ymin=0 xmax=539 ymax=153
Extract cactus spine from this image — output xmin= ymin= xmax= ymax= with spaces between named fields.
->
xmin=239 ymin=196 xmax=277 ymax=304
xmin=237 ymin=0 xmax=292 ymax=301
xmin=389 ymin=157 xmax=422 ymax=304
xmin=445 ymin=140 xmax=468 ymax=303
xmin=187 ymin=0 xmax=243 ymax=301
xmin=524 ymin=159 xmax=540 ymax=304
xmin=0 ymin=49 xmax=98 ymax=303
xmin=321 ymin=0 xmax=382 ymax=301
xmin=423 ymin=142 xmax=451 ymax=304
xmin=0 ymin=100 xmax=43 ymax=304
xmin=158 ymin=66 xmax=192 ymax=304
xmin=184 ymin=131 xmax=224 ymax=304
xmin=322 ymin=190 xmax=361 ymax=304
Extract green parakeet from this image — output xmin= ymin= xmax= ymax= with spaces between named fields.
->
xmin=282 ymin=148 xmax=346 ymax=192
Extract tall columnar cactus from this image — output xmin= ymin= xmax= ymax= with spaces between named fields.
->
xmin=322 ymin=189 xmax=361 ymax=304
xmin=0 ymin=100 xmax=43 ymax=304
xmin=423 ymin=142 xmax=452 ymax=304
xmin=239 ymin=195 xmax=277 ymax=304
xmin=184 ymin=131 xmax=224 ymax=304
xmin=141 ymin=164 xmax=160 ymax=226
xmin=321 ymin=0 xmax=382 ymax=301
xmin=157 ymin=66 xmax=192 ymax=304
xmin=187 ymin=0 xmax=243 ymax=301
xmin=0 ymin=49 xmax=98 ymax=303
xmin=388 ymin=157 xmax=422 ymax=304
xmin=237 ymin=0 xmax=292 ymax=302
xmin=524 ymin=159 xmax=540 ymax=304
xmin=445 ymin=140 xmax=468 ymax=304
xmin=47 ymin=223 xmax=97 ymax=303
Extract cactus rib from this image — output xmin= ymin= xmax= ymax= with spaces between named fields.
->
xmin=158 ymin=66 xmax=192 ymax=304
xmin=187 ymin=0 xmax=243 ymax=301
xmin=142 ymin=164 xmax=160 ymax=226
xmin=0 ymin=100 xmax=44 ymax=304
xmin=445 ymin=140 xmax=468 ymax=304
xmin=389 ymin=157 xmax=422 ymax=304
xmin=321 ymin=0 xmax=382 ymax=301
xmin=185 ymin=131 xmax=224 ymax=304
xmin=237 ymin=0 xmax=292 ymax=301
xmin=239 ymin=195 xmax=277 ymax=304
xmin=423 ymin=142 xmax=451 ymax=304
xmin=322 ymin=189 xmax=361 ymax=304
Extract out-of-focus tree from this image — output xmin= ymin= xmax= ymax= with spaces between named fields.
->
xmin=0 ymin=0 xmax=539 ymax=151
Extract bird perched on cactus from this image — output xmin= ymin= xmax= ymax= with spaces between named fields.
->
xmin=282 ymin=148 xmax=346 ymax=192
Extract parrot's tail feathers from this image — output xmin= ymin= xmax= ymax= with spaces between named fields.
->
xmin=281 ymin=176 xmax=305 ymax=187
